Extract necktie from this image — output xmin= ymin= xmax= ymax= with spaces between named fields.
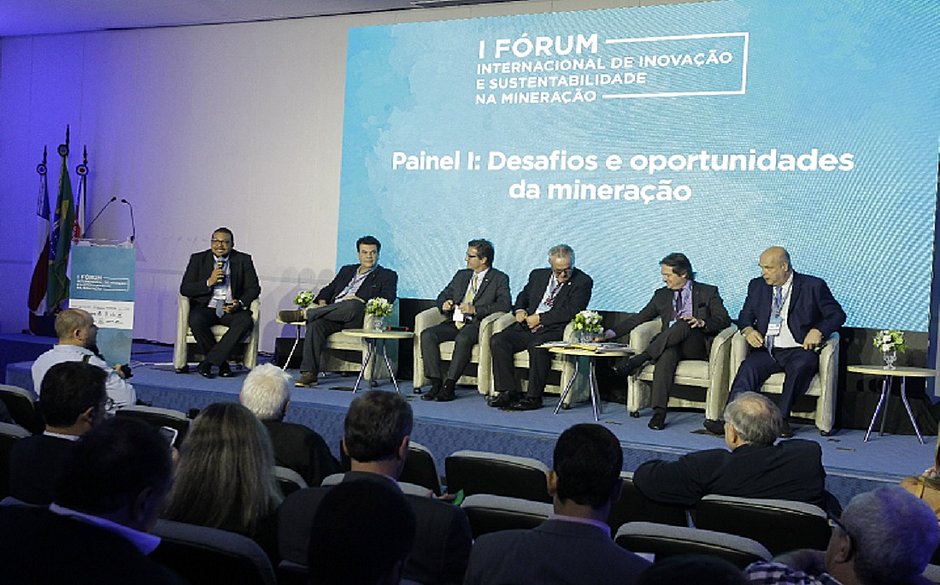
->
xmin=673 ymin=291 xmax=683 ymax=320
xmin=766 ymin=286 xmax=783 ymax=350
xmin=456 ymin=274 xmax=479 ymax=330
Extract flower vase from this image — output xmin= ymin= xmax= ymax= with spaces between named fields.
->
xmin=882 ymin=349 xmax=897 ymax=370
xmin=575 ymin=330 xmax=594 ymax=344
xmin=371 ymin=316 xmax=386 ymax=332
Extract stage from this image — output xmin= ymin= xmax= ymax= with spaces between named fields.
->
xmin=3 ymin=333 xmax=932 ymax=509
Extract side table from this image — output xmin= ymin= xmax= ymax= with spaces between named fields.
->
xmin=342 ymin=329 xmax=415 ymax=393
xmin=546 ymin=344 xmax=633 ymax=421
xmin=846 ymin=364 xmax=936 ymax=444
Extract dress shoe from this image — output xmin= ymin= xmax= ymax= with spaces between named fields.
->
xmin=197 ymin=361 xmax=215 ymax=379
xmin=278 ymin=309 xmax=306 ymax=323
xmin=218 ymin=362 xmax=233 ymax=377
xmin=294 ymin=371 xmax=318 ymax=387
xmin=779 ymin=420 xmax=794 ymax=439
xmin=421 ymin=379 xmax=443 ymax=401
xmin=436 ymin=380 xmax=457 ymax=402
xmin=488 ymin=392 xmax=518 ymax=408
xmin=648 ymin=408 xmax=667 ymax=430
xmin=703 ymin=418 xmax=725 ymax=435
xmin=508 ymin=397 xmax=543 ymax=411
xmin=614 ymin=353 xmax=651 ymax=378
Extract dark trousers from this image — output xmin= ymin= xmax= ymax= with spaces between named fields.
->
xmin=645 ymin=321 xmax=708 ymax=410
xmin=420 ymin=320 xmax=481 ymax=382
xmin=300 ymin=300 xmax=365 ymax=374
xmin=188 ymin=306 xmax=254 ymax=365
xmin=490 ymin=322 xmax=564 ymax=400
xmin=729 ymin=346 xmax=819 ymax=416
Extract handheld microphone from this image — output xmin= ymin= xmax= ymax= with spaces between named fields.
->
xmin=120 ymin=199 xmax=136 ymax=243
xmin=85 ymin=196 xmax=118 ymax=236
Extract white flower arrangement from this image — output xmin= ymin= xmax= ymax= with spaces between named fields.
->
xmin=873 ymin=329 xmax=905 ymax=353
xmin=365 ymin=297 xmax=393 ymax=317
xmin=572 ymin=310 xmax=603 ymax=333
xmin=293 ymin=290 xmax=315 ymax=308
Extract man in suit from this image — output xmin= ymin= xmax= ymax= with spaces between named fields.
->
xmin=239 ymin=363 xmax=340 ymax=487
xmin=10 ymin=361 xmax=108 ymax=505
xmin=632 ymin=392 xmax=830 ymax=511
xmin=278 ymin=235 xmax=398 ymax=388
xmin=279 ymin=391 xmax=472 ymax=585
xmin=420 ymin=238 xmax=511 ymax=402
xmin=179 ymin=227 xmax=261 ymax=378
xmin=603 ymin=253 xmax=731 ymax=430
xmin=464 ymin=423 xmax=651 ymax=585
xmin=704 ymin=246 xmax=845 ymax=437
xmin=489 ymin=244 xmax=593 ymax=411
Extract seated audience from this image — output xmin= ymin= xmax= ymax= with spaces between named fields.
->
xmin=308 ymin=479 xmax=416 ymax=585
xmin=280 ymin=390 xmax=472 ymax=585
xmin=0 ymin=417 xmax=185 ymax=584
xmin=633 ymin=392 xmax=831 ymax=511
xmin=9 ymin=361 xmax=107 ymax=504
xmin=464 ymin=423 xmax=651 ymax=585
xmin=163 ymin=402 xmax=283 ymax=561
xmin=239 ymin=363 xmax=340 ymax=486
xmin=900 ymin=441 xmax=940 ymax=521
xmin=638 ymin=554 xmax=747 ymax=585
xmin=744 ymin=486 xmax=939 ymax=585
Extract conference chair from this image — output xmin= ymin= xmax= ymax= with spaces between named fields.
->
xmin=615 ymin=522 xmax=772 ymax=569
xmin=729 ymin=331 xmax=840 ymax=434
xmin=275 ymin=466 xmax=309 ymax=498
xmin=0 ymin=385 xmax=43 ymax=435
xmin=460 ymin=494 xmax=553 ymax=538
xmin=151 ymin=519 xmax=277 ymax=585
xmin=412 ymin=308 xmax=507 ymax=394
xmin=444 ymin=450 xmax=551 ymax=503
xmin=114 ymin=405 xmax=190 ymax=448
xmin=626 ymin=322 xmax=737 ymax=421
xmin=319 ymin=473 xmax=435 ymax=498
xmin=607 ymin=472 xmax=689 ymax=533
xmin=693 ymin=494 xmax=831 ymax=556
xmin=0 ymin=422 xmax=31 ymax=499
xmin=399 ymin=441 xmax=443 ymax=496
xmin=173 ymin=295 xmax=261 ymax=371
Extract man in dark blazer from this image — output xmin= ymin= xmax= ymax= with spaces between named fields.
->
xmin=420 ymin=238 xmax=511 ymax=402
xmin=464 ymin=423 xmax=651 ymax=585
xmin=278 ymin=235 xmax=398 ymax=388
xmin=604 ymin=253 xmax=731 ymax=430
xmin=279 ymin=391 xmax=472 ymax=585
xmin=179 ymin=227 xmax=261 ymax=378
xmin=489 ymin=244 xmax=593 ymax=411
xmin=705 ymin=246 xmax=845 ymax=437
xmin=633 ymin=392 xmax=830 ymax=512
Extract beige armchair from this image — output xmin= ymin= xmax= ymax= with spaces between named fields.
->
xmin=627 ymin=321 xmax=737 ymax=421
xmin=173 ymin=295 xmax=261 ymax=371
xmin=412 ymin=308 xmax=506 ymax=394
xmin=729 ymin=331 xmax=839 ymax=434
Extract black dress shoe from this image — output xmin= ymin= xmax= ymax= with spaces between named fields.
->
xmin=614 ymin=353 xmax=651 ymax=378
xmin=648 ymin=409 xmax=667 ymax=430
xmin=488 ymin=392 xmax=517 ymax=408
xmin=780 ymin=420 xmax=794 ymax=439
xmin=197 ymin=361 xmax=215 ymax=379
xmin=703 ymin=418 xmax=725 ymax=435
xmin=422 ymin=379 xmax=443 ymax=401
xmin=436 ymin=380 xmax=457 ymax=402
xmin=509 ymin=397 xmax=543 ymax=411
xmin=218 ymin=362 xmax=233 ymax=377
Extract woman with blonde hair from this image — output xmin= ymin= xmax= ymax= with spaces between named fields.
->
xmin=163 ymin=402 xmax=283 ymax=559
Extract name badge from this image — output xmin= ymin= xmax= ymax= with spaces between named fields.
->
xmin=767 ymin=315 xmax=782 ymax=336
xmin=453 ymin=306 xmax=465 ymax=323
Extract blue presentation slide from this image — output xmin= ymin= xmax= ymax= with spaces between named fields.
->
xmin=338 ymin=0 xmax=940 ymax=331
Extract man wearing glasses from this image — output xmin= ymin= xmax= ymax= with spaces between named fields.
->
xmin=489 ymin=244 xmax=593 ymax=411
xmin=180 ymin=227 xmax=261 ymax=378
xmin=419 ymin=239 xmax=511 ymax=402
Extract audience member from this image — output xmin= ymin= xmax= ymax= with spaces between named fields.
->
xmin=745 ymin=486 xmax=939 ymax=585
xmin=31 ymin=308 xmax=136 ymax=409
xmin=633 ymin=392 xmax=831 ymax=511
xmin=163 ymin=402 xmax=283 ymax=561
xmin=9 ymin=361 xmax=107 ymax=504
xmin=280 ymin=390 xmax=472 ymax=585
xmin=307 ymin=478 xmax=416 ymax=585
xmin=240 ymin=363 xmax=340 ymax=486
xmin=638 ymin=554 xmax=747 ymax=585
xmin=900 ymin=441 xmax=940 ymax=521
xmin=464 ymin=423 xmax=651 ymax=585
xmin=0 ymin=417 xmax=185 ymax=584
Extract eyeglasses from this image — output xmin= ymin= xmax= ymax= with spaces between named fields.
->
xmin=466 ymin=254 xmax=479 ymax=259
xmin=828 ymin=514 xmax=854 ymax=548
xmin=211 ymin=239 xmax=232 ymax=245
xmin=552 ymin=267 xmax=573 ymax=276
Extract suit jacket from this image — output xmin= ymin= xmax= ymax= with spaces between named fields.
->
xmin=179 ymin=248 xmax=261 ymax=309
xmin=8 ymin=434 xmax=77 ymax=505
xmin=464 ymin=518 xmax=650 ymax=585
xmin=262 ymin=419 xmax=340 ymax=488
xmin=513 ymin=268 xmax=593 ymax=332
xmin=279 ymin=471 xmax=471 ymax=585
xmin=632 ymin=439 xmax=827 ymax=509
xmin=611 ymin=282 xmax=731 ymax=339
xmin=315 ymin=264 xmax=398 ymax=305
xmin=737 ymin=272 xmax=845 ymax=343
xmin=435 ymin=268 xmax=511 ymax=321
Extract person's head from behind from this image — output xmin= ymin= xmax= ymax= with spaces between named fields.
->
xmin=307 ymin=479 xmax=416 ymax=585
xmin=830 ymin=486 xmax=939 ymax=585
xmin=723 ymin=392 xmax=781 ymax=448
xmin=240 ymin=363 xmax=292 ymax=421
xmin=550 ymin=423 xmax=623 ymax=515
xmin=39 ymin=361 xmax=108 ymax=434
xmin=164 ymin=402 xmax=281 ymax=533
xmin=54 ymin=417 xmax=173 ymax=532
xmin=342 ymin=391 xmax=413 ymax=476
xmin=54 ymin=308 xmax=97 ymax=347
xmin=637 ymin=554 xmax=746 ymax=585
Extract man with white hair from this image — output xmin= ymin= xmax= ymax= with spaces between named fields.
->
xmin=240 ymin=363 xmax=339 ymax=486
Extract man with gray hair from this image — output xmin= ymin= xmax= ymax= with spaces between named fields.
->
xmin=745 ymin=486 xmax=939 ymax=585
xmin=239 ymin=363 xmax=339 ymax=486
xmin=489 ymin=244 xmax=593 ymax=411
xmin=633 ymin=392 xmax=829 ymax=510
